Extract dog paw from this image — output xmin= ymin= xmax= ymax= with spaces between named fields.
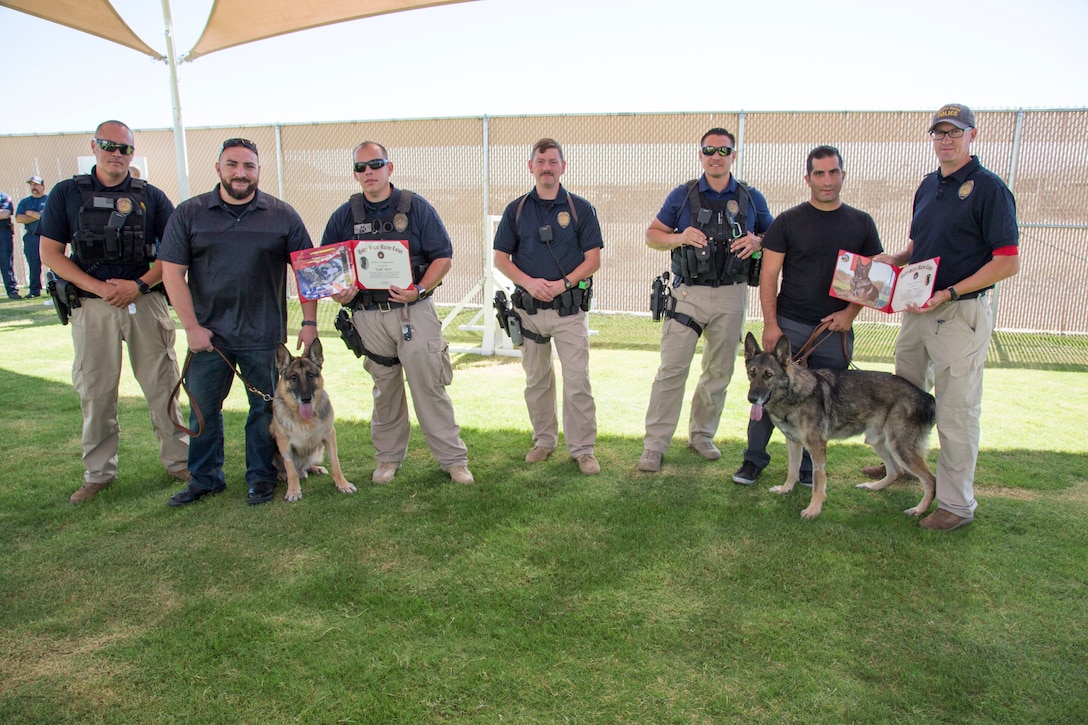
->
xmin=309 ymin=465 xmax=329 ymax=476
xmin=800 ymin=506 xmax=821 ymax=520
xmin=855 ymin=482 xmax=875 ymax=490
xmin=769 ymin=484 xmax=793 ymax=495
xmin=284 ymin=491 xmax=302 ymax=502
xmin=336 ymin=481 xmax=357 ymax=494
xmin=903 ymin=506 xmax=923 ymax=517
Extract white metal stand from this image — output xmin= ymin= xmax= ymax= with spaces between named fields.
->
xmin=443 ymin=216 xmax=521 ymax=357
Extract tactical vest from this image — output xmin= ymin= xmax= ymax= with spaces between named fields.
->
xmin=672 ymin=179 xmax=752 ymax=285
xmin=349 ymin=189 xmax=428 ymax=286
xmin=70 ymin=175 xmax=154 ymax=266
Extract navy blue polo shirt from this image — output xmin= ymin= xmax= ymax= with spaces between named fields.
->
xmin=656 ymin=174 xmax=774 ymax=277
xmin=17 ymin=193 xmax=49 ymax=240
xmin=0 ymin=193 xmax=12 ymax=231
xmin=37 ymin=168 xmax=174 ymax=282
xmin=320 ymin=186 xmax=453 ymax=267
xmin=910 ymin=156 xmax=1018 ymax=291
xmin=158 ymin=186 xmax=313 ymax=350
xmin=493 ymin=185 xmax=604 ymax=280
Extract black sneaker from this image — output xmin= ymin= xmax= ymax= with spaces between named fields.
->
xmin=799 ymin=470 xmax=813 ymax=488
xmin=732 ymin=461 xmax=761 ymax=485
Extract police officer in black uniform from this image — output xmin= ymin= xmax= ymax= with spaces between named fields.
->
xmin=38 ymin=120 xmax=189 ymax=503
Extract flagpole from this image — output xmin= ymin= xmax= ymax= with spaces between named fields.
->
xmin=160 ymin=0 xmax=191 ymax=200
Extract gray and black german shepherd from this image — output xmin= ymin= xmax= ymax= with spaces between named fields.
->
xmin=272 ymin=339 xmax=356 ymax=502
xmin=743 ymin=332 xmax=936 ymax=520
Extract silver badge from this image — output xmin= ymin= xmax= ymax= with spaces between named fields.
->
xmin=393 ymin=213 xmax=408 ymax=232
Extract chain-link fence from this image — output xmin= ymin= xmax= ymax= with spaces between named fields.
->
xmin=3 ymin=109 xmax=1085 ymax=334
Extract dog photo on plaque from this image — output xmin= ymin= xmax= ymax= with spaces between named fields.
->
xmin=291 ymin=240 xmax=414 ymax=302
xmin=829 ymin=250 xmax=939 ymax=313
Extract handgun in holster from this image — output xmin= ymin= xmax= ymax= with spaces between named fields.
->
xmin=493 ymin=290 xmax=523 ymax=346
xmin=46 ymin=271 xmax=81 ymax=325
xmin=650 ymin=271 xmax=671 ymax=321
xmin=334 ymin=308 xmax=365 ymax=358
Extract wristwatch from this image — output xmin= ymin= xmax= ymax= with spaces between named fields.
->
xmin=947 ymin=287 xmax=960 ymax=302
xmin=136 ymin=278 xmax=151 ymax=295
xmin=416 ymin=285 xmax=429 ymax=300
xmin=563 ymin=277 xmax=572 ymax=290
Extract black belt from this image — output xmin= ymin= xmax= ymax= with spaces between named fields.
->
xmin=516 ymin=297 xmax=566 ymax=311
xmin=76 ymin=289 xmax=101 ymax=299
xmin=346 ymin=292 xmax=420 ymax=312
xmin=956 ymin=289 xmax=989 ymax=301
xmin=677 ymin=276 xmax=743 ymax=287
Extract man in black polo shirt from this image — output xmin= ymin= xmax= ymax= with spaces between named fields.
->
xmin=159 ymin=138 xmax=319 ymax=507
xmin=874 ymin=104 xmax=1019 ymax=531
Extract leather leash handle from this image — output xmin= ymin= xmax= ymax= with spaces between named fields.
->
xmin=170 ymin=349 xmax=205 ymax=438
xmin=791 ymin=321 xmax=852 ymax=368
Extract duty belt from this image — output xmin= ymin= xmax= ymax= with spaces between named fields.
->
xmin=954 ymin=289 xmax=989 ymax=301
xmin=346 ymin=290 xmax=421 ymax=312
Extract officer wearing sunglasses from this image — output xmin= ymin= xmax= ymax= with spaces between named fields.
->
xmin=319 ymin=141 xmax=474 ymax=487
xmin=638 ymin=127 xmax=773 ymax=475
xmin=37 ymin=120 xmax=190 ymax=502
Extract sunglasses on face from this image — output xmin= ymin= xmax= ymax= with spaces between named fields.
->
xmin=221 ymin=138 xmax=258 ymax=153
xmin=353 ymin=159 xmax=390 ymax=172
xmin=95 ymin=139 xmax=135 ymax=155
xmin=701 ymin=145 xmax=734 ymax=157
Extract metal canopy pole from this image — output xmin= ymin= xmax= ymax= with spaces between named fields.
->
xmin=160 ymin=0 xmax=191 ymax=200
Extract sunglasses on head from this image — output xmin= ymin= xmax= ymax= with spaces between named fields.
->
xmin=701 ymin=145 xmax=734 ymax=157
xmin=95 ymin=139 xmax=135 ymax=156
xmin=353 ymin=159 xmax=389 ymax=172
xmin=221 ymin=138 xmax=258 ymax=153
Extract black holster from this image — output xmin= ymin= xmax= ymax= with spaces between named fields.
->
xmin=335 ymin=308 xmax=400 ymax=367
xmin=46 ymin=272 xmax=81 ymax=325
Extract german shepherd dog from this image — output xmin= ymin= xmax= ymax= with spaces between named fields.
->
xmin=743 ymin=333 xmax=936 ymax=520
xmin=850 ymin=257 xmax=881 ymax=304
xmin=271 ymin=339 xmax=356 ymax=502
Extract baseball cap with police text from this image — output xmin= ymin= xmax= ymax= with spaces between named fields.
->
xmin=929 ymin=104 xmax=976 ymax=132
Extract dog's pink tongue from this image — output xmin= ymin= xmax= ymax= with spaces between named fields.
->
xmin=750 ymin=403 xmax=763 ymax=421
xmin=299 ymin=403 xmax=314 ymax=420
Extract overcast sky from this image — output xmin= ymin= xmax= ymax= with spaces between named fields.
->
xmin=1 ymin=0 xmax=1086 ymax=135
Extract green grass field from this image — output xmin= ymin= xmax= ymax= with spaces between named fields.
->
xmin=1 ymin=297 xmax=1086 ymax=724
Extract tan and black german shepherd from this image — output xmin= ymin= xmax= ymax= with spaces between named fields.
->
xmin=272 ymin=339 xmax=356 ymax=502
xmin=849 ymin=257 xmax=881 ymax=304
xmin=743 ymin=332 xmax=936 ymax=520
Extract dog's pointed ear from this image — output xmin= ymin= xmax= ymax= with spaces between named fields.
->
xmin=275 ymin=344 xmax=292 ymax=372
xmin=744 ymin=332 xmax=760 ymax=361
xmin=307 ymin=338 xmax=324 ymax=368
xmin=773 ymin=334 xmax=792 ymax=364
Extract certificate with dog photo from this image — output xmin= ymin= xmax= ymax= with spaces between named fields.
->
xmin=829 ymin=250 xmax=939 ymax=313
xmin=291 ymin=240 xmax=414 ymax=301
